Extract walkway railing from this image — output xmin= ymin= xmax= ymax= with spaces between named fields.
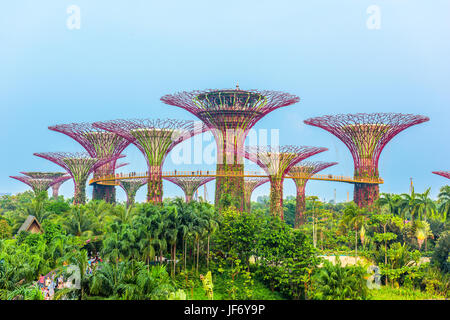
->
xmin=89 ymin=170 xmax=384 ymax=186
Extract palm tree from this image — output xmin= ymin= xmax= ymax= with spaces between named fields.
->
xmin=378 ymin=193 xmax=402 ymax=217
xmin=102 ymin=222 xmax=136 ymax=267
xmin=111 ymin=205 xmax=136 ymax=225
xmin=400 ymin=188 xmax=420 ymax=223
xmin=414 ymin=220 xmax=432 ymax=251
xmin=162 ymin=205 xmax=180 ymax=277
xmin=341 ymin=203 xmax=366 ymax=256
xmin=416 ymin=188 xmax=436 ymax=221
xmin=63 ymin=205 xmax=98 ymax=237
xmin=437 ymin=185 xmax=450 ymax=222
xmin=135 ymin=264 xmax=175 ymax=299
xmin=306 ymin=196 xmax=319 ymax=247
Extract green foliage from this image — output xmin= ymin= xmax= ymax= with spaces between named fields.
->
xmin=213 ymin=208 xmax=263 ymax=266
xmin=255 ymin=216 xmax=319 ymax=299
xmin=0 ymin=217 xmax=12 ymax=239
xmin=431 ymin=230 xmax=450 ymax=273
xmin=311 ymin=259 xmax=369 ymax=300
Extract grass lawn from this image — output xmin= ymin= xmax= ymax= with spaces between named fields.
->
xmin=369 ymin=286 xmax=446 ymax=300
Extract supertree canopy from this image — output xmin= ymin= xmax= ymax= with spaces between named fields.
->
xmin=243 ymin=177 xmax=269 ymax=212
xmin=10 ymin=175 xmax=68 ymax=196
xmin=161 ymin=85 xmax=300 ymax=211
xmin=48 ymin=122 xmax=131 ymax=203
xmin=118 ymin=178 xmax=147 ymax=207
xmin=164 ymin=176 xmax=215 ymax=202
xmin=288 ymin=161 xmax=338 ymax=228
xmin=93 ymin=119 xmax=203 ymax=204
xmin=20 ymin=172 xmax=70 ymax=198
xmin=115 ymin=162 xmax=129 ymax=171
xmin=433 ymin=171 xmax=450 ymax=180
xmin=244 ymin=145 xmax=328 ymax=218
xmin=304 ymin=113 xmax=429 ymax=208
xmin=33 ymin=152 xmax=123 ymax=205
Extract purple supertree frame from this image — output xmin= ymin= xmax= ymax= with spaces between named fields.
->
xmin=50 ymin=176 xmax=71 ymax=198
xmin=433 ymin=171 xmax=450 ymax=180
xmin=164 ymin=176 xmax=215 ymax=202
xmin=10 ymin=175 xmax=68 ymax=196
xmin=93 ymin=118 xmax=206 ymax=205
xmin=48 ymin=122 xmax=131 ymax=203
xmin=243 ymin=177 xmax=269 ymax=212
xmin=115 ymin=162 xmax=129 ymax=171
xmin=20 ymin=172 xmax=70 ymax=198
xmin=304 ymin=113 xmax=429 ymax=208
xmin=33 ymin=152 xmax=123 ymax=205
xmin=118 ymin=178 xmax=147 ymax=208
xmin=244 ymin=145 xmax=328 ymax=218
xmin=161 ymin=85 xmax=300 ymax=211
xmin=288 ymin=161 xmax=338 ymax=228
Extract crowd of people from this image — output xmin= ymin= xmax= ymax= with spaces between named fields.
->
xmin=37 ymin=253 xmax=102 ymax=300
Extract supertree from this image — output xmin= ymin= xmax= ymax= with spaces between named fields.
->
xmin=118 ymin=178 xmax=147 ymax=207
xmin=20 ymin=172 xmax=71 ymax=198
xmin=288 ymin=161 xmax=338 ymax=228
xmin=48 ymin=122 xmax=131 ymax=203
xmin=243 ymin=177 xmax=269 ymax=212
xmin=164 ymin=176 xmax=215 ymax=202
xmin=10 ymin=175 xmax=68 ymax=196
xmin=244 ymin=145 xmax=328 ymax=218
xmin=433 ymin=171 xmax=450 ymax=180
xmin=115 ymin=162 xmax=129 ymax=171
xmin=33 ymin=152 xmax=123 ymax=205
xmin=50 ymin=176 xmax=71 ymax=198
xmin=161 ymin=85 xmax=300 ymax=211
xmin=93 ymin=119 xmax=204 ymax=205
xmin=304 ymin=113 xmax=429 ymax=208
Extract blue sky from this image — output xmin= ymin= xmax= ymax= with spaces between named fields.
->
xmin=1 ymin=1 xmax=449 ymax=203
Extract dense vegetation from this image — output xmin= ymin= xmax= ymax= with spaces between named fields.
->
xmin=0 ymin=186 xmax=449 ymax=300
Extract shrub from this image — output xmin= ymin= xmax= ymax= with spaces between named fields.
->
xmin=311 ymin=259 xmax=369 ymax=300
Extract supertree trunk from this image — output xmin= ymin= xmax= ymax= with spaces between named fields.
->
xmin=354 ymin=183 xmax=379 ymax=208
xmin=74 ymin=181 xmax=87 ymax=205
xmin=52 ymin=183 xmax=63 ymax=198
xmin=295 ymin=186 xmax=306 ymax=228
xmin=148 ymin=166 xmax=163 ymax=205
xmin=214 ymin=130 xmax=245 ymax=211
xmin=270 ymin=177 xmax=284 ymax=219
xmin=185 ymin=192 xmax=193 ymax=203
xmin=215 ymin=162 xmax=245 ymax=211
xmin=92 ymin=184 xmax=116 ymax=204
xmin=126 ymin=192 xmax=136 ymax=208
xmin=244 ymin=193 xmax=252 ymax=213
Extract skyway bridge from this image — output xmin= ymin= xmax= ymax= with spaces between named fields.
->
xmin=89 ymin=170 xmax=384 ymax=186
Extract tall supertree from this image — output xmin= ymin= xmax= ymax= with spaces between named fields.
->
xmin=20 ymin=172 xmax=71 ymax=198
xmin=48 ymin=122 xmax=131 ymax=203
xmin=164 ymin=176 xmax=215 ymax=202
xmin=161 ymin=85 xmax=300 ymax=211
xmin=433 ymin=171 xmax=450 ymax=180
xmin=93 ymin=119 xmax=204 ymax=205
xmin=304 ymin=113 xmax=429 ymax=208
xmin=243 ymin=177 xmax=269 ymax=212
xmin=10 ymin=175 xmax=68 ymax=196
xmin=33 ymin=152 xmax=123 ymax=204
xmin=118 ymin=178 xmax=147 ymax=207
xmin=288 ymin=161 xmax=338 ymax=228
xmin=244 ymin=145 xmax=328 ymax=218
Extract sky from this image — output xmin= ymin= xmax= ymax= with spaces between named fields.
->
xmin=1 ymin=1 xmax=449 ymax=203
